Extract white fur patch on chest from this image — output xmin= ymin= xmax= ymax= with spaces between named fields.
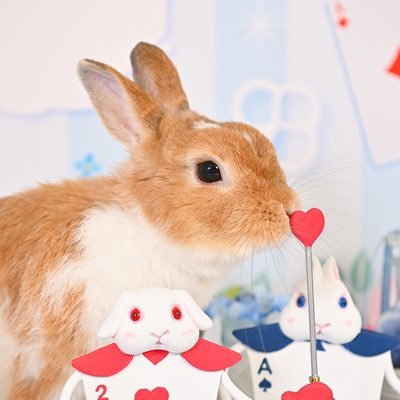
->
xmin=43 ymin=205 xmax=234 ymax=343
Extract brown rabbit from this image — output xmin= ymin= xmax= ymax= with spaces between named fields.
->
xmin=0 ymin=43 xmax=298 ymax=399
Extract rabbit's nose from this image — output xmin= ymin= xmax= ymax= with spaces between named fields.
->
xmin=285 ymin=194 xmax=301 ymax=216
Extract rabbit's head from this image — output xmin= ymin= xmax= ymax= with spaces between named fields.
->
xmin=97 ymin=288 xmax=212 ymax=354
xmin=78 ymin=43 xmax=299 ymax=259
xmin=279 ymin=257 xmax=362 ymax=344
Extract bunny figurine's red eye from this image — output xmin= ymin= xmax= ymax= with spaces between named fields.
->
xmin=172 ymin=306 xmax=183 ymax=320
xmin=130 ymin=308 xmax=141 ymax=322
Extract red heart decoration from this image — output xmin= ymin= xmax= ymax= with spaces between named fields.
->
xmin=134 ymin=387 xmax=169 ymax=400
xmin=143 ymin=350 xmax=169 ymax=365
xmin=281 ymin=382 xmax=333 ymax=400
xmin=289 ymin=208 xmax=325 ymax=247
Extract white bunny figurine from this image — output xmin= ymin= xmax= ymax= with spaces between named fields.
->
xmin=232 ymin=257 xmax=400 ymax=400
xmin=60 ymin=288 xmax=252 ymax=400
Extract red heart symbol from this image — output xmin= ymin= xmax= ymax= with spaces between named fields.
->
xmin=281 ymin=391 xmax=299 ymax=400
xmin=289 ymin=208 xmax=325 ymax=247
xmin=143 ymin=350 xmax=169 ymax=365
xmin=281 ymin=382 xmax=333 ymax=400
xmin=134 ymin=387 xmax=169 ymax=400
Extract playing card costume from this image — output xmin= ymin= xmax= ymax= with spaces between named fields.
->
xmin=68 ymin=339 xmax=241 ymax=400
xmin=59 ymin=289 xmax=251 ymax=400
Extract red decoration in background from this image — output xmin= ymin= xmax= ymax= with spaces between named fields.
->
xmin=281 ymin=382 xmax=333 ymax=400
xmin=335 ymin=2 xmax=349 ymax=28
xmin=289 ymin=208 xmax=325 ymax=247
xmin=387 ymin=48 xmax=400 ymax=78
xmin=134 ymin=387 xmax=169 ymax=400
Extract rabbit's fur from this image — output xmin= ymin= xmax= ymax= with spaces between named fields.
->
xmin=0 ymin=43 xmax=298 ymax=399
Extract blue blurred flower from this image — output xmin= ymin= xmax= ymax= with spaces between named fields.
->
xmin=206 ymin=277 xmax=289 ymax=345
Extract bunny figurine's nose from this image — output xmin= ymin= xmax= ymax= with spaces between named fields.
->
xmin=315 ymin=323 xmax=331 ymax=334
xmin=150 ymin=330 xmax=170 ymax=342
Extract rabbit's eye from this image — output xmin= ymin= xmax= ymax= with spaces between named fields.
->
xmin=130 ymin=308 xmax=142 ymax=322
xmin=338 ymin=297 xmax=347 ymax=309
xmin=196 ymin=161 xmax=222 ymax=183
xmin=296 ymin=295 xmax=306 ymax=308
xmin=172 ymin=306 xmax=183 ymax=320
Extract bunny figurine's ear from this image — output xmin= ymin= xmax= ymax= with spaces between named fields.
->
xmin=97 ymin=292 xmax=133 ymax=339
xmin=130 ymin=42 xmax=189 ymax=113
xmin=323 ymin=257 xmax=341 ymax=281
xmin=174 ymin=290 xmax=213 ymax=330
xmin=78 ymin=59 xmax=164 ymax=149
xmin=312 ymin=256 xmax=323 ymax=281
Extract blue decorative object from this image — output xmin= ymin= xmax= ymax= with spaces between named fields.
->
xmin=205 ymin=278 xmax=289 ymax=346
xmin=75 ymin=153 xmax=101 ymax=177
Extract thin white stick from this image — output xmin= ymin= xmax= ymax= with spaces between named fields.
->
xmin=305 ymin=246 xmax=319 ymax=381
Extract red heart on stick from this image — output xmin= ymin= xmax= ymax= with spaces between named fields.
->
xmin=281 ymin=382 xmax=333 ymax=400
xmin=134 ymin=387 xmax=169 ymax=400
xmin=289 ymin=208 xmax=325 ymax=247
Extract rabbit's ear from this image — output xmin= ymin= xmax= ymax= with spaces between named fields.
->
xmin=174 ymin=290 xmax=213 ymax=330
xmin=323 ymin=257 xmax=341 ymax=281
xmin=78 ymin=59 xmax=164 ymax=149
xmin=130 ymin=42 xmax=189 ymax=113
xmin=97 ymin=292 xmax=133 ymax=339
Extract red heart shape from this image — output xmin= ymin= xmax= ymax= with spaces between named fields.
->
xmin=281 ymin=382 xmax=333 ymax=400
xmin=289 ymin=208 xmax=325 ymax=247
xmin=134 ymin=387 xmax=169 ymax=400
xmin=281 ymin=392 xmax=299 ymax=400
xmin=143 ymin=350 xmax=169 ymax=365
